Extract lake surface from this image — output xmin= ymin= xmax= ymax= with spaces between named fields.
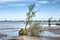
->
xmin=0 ymin=22 xmax=25 ymax=36
xmin=0 ymin=22 xmax=58 ymax=36
xmin=0 ymin=21 xmax=60 ymax=40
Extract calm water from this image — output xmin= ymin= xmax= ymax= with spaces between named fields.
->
xmin=0 ymin=22 xmax=59 ymax=38
xmin=0 ymin=22 xmax=25 ymax=36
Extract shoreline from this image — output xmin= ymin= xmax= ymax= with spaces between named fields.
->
xmin=7 ymin=35 xmax=60 ymax=40
xmin=0 ymin=26 xmax=60 ymax=40
xmin=0 ymin=34 xmax=7 ymax=38
xmin=0 ymin=34 xmax=60 ymax=40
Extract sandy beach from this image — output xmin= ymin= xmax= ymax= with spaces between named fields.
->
xmin=7 ymin=35 xmax=60 ymax=40
xmin=0 ymin=34 xmax=60 ymax=40
xmin=48 ymin=28 xmax=60 ymax=34
xmin=0 ymin=27 xmax=60 ymax=40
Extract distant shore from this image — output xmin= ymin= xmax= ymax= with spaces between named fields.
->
xmin=0 ymin=20 xmax=59 ymax=22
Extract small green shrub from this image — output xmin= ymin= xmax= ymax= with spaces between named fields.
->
xmin=19 ymin=28 xmax=25 ymax=36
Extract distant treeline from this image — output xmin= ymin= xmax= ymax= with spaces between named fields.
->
xmin=0 ymin=20 xmax=60 ymax=22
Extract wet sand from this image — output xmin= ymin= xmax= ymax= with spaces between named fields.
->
xmin=0 ymin=35 xmax=60 ymax=40
xmin=0 ymin=27 xmax=60 ymax=40
xmin=48 ymin=28 xmax=60 ymax=34
xmin=8 ymin=36 xmax=24 ymax=40
xmin=23 ymin=35 xmax=60 ymax=40
xmin=44 ymin=37 xmax=60 ymax=40
xmin=3 ymin=35 xmax=60 ymax=40
xmin=0 ymin=34 xmax=7 ymax=38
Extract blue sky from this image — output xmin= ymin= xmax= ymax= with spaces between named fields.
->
xmin=0 ymin=0 xmax=60 ymax=21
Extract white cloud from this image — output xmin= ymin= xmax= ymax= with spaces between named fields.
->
xmin=0 ymin=0 xmax=20 ymax=2
xmin=0 ymin=0 xmax=35 ymax=2
xmin=0 ymin=0 xmax=60 ymax=3
xmin=0 ymin=0 xmax=44 ymax=3
xmin=0 ymin=0 xmax=23 ymax=3
xmin=7 ymin=3 xmax=28 ymax=7
xmin=0 ymin=0 xmax=40 ymax=8
xmin=0 ymin=4 xmax=28 ymax=8
xmin=0 ymin=0 xmax=30 ymax=8
xmin=56 ymin=11 xmax=60 ymax=15
xmin=0 ymin=0 xmax=57 ymax=8
xmin=38 ymin=1 xmax=49 ymax=4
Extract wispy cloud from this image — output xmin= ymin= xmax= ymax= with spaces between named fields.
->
xmin=0 ymin=3 xmax=29 ymax=8
xmin=0 ymin=0 xmax=59 ymax=8
xmin=0 ymin=0 xmax=60 ymax=3
xmin=0 ymin=0 xmax=20 ymax=2
xmin=38 ymin=1 xmax=49 ymax=4
xmin=0 ymin=0 xmax=49 ymax=3
xmin=0 ymin=0 xmax=35 ymax=2
xmin=51 ymin=0 xmax=60 ymax=4
xmin=0 ymin=0 xmax=39 ymax=8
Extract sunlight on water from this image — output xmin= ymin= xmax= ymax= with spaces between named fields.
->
xmin=42 ymin=31 xmax=60 ymax=37
xmin=0 ymin=22 xmax=60 ymax=40
xmin=0 ymin=30 xmax=19 ymax=36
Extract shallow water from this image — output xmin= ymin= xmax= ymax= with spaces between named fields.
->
xmin=42 ymin=31 xmax=60 ymax=37
xmin=0 ymin=30 xmax=19 ymax=36
xmin=0 ymin=22 xmax=60 ymax=40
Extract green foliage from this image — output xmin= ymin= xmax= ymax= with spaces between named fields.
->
xmin=25 ymin=3 xmax=36 ymax=31
xmin=24 ymin=3 xmax=40 ymax=36
xmin=19 ymin=28 xmax=25 ymax=35
xmin=29 ymin=22 xmax=43 ymax=36
xmin=28 ymin=3 xmax=35 ymax=12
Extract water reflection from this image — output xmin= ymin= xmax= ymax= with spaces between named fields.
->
xmin=0 ymin=30 xmax=60 ymax=40
xmin=0 ymin=30 xmax=19 ymax=36
xmin=42 ymin=31 xmax=60 ymax=37
xmin=0 ymin=21 xmax=59 ymax=40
